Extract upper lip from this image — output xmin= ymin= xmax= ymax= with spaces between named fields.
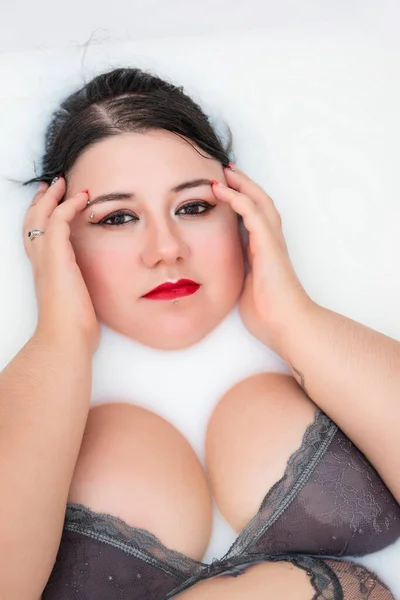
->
xmin=143 ymin=279 xmax=200 ymax=296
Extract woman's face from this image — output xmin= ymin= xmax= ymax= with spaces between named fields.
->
xmin=67 ymin=130 xmax=245 ymax=350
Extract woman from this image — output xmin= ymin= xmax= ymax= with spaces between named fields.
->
xmin=0 ymin=67 xmax=399 ymax=599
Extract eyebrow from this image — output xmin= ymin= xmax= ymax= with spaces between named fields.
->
xmin=86 ymin=178 xmax=213 ymax=207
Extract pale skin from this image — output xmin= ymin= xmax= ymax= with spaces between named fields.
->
xmin=66 ymin=131 xmax=245 ymax=351
xmin=211 ymin=165 xmax=400 ymax=504
xmin=24 ymin=130 xmax=399 ymax=598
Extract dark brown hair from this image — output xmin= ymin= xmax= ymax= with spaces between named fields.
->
xmin=25 ymin=67 xmax=233 ymax=186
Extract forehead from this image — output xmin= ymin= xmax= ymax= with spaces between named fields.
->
xmin=68 ymin=130 xmax=215 ymax=189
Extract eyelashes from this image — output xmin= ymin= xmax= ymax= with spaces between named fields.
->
xmin=177 ymin=201 xmax=216 ymax=217
xmin=175 ymin=201 xmax=216 ymax=217
xmin=94 ymin=210 xmax=138 ymax=227
xmin=91 ymin=201 xmax=216 ymax=227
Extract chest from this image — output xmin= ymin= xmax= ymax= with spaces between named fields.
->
xmin=89 ymin=312 xmax=290 ymax=560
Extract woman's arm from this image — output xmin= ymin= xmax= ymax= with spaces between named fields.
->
xmin=283 ymin=301 xmax=400 ymax=502
xmin=0 ymin=330 xmax=92 ymax=600
xmin=211 ymin=165 xmax=400 ymax=503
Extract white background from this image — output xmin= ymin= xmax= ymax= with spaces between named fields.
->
xmin=1 ymin=0 xmax=400 ymax=595
xmin=0 ymin=0 xmax=399 ymax=55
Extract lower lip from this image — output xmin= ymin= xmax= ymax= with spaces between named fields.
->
xmin=143 ymin=284 xmax=200 ymax=301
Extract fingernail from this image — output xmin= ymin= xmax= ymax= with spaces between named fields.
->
xmin=211 ymin=180 xmax=225 ymax=187
xmin=228 ymin=162 xmax=237 ymax=171
xmin=38 ymin=182 xmax=47 ymax=192
xmin=81 ymin=189 xmax=89 ymax=194
xmin=51 ymin=176 xmax=60 ymax=186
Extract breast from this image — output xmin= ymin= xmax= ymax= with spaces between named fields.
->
xmin=205 ymin=372 xmax=400 ymax=557
xmin=67 ymin=401 xmax=213 ymax=560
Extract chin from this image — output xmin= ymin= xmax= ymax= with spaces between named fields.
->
xmin=101 ymin=288 xmax=242 ymax=351
xmin=105 ymin=312 xmax=221 ymax=351
xmin=135 ymin=321 xmax=215 ymax=351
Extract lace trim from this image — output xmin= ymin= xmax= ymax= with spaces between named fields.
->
xmin=323 ymin=558 xmax=395 ymax=600
xmin=289 ymin=556 xmax=342 ymax=599
xmin=168 ymin=554 xmax=350 ymax=599
xmin=223 ymin=409 xmax=338 ymax=559
xmin=280 ymin=555 xmax=394 ymax=599
xmin=64 ymin=409 xmax=337 ymax=576
xmin=64 ymin=503 xmax=206 ymax=581
xmin=60 ymin=409 xmax=396 ymax=599
xmin=61 ymin=410 xmax=337 ymax=595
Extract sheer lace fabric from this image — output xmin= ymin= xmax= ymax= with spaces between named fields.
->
xmin=224 ymin=411 xmax=400 ymax=559
xmin=42 ymin=410 xmax=400 ymax=599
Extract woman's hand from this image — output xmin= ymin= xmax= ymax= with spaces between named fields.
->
xmin=211 ymin=164 xmax=314 ymax=358
xmin=23 ymin=177 xmax=101 ymax=353
xmin=212 ymin=166 xmax=400 ymax=505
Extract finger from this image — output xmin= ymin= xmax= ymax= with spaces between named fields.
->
xmin=29 ymin=181 xmax=48 ymax=207
xmin=223 ymin=164 xmax=268 ymax=203
xmin=246 ymin=242 xmax=253 ymax=268
xmin=45 ymin=190 xmax=89 ymax=258
xmin=24 ymin=177 xmax=67 ymax=237
xmin=24 ymin=190 xmax=88 ymax=259
xmin=223 ymin=165 xmax=282 ymax=225
xmin=48 ymin=189 xmax=88 ymax=231
xmin=28 ymin=177 xmax=62 ymax=208
xmin=211 ymin=181 xmax=268 ymax=250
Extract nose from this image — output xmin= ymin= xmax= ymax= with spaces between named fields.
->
xmin=141 ymin=221 xmax=190 ymax=268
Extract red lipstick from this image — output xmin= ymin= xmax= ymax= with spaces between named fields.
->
xmin=143 ymin=279 xmax=200 ymax=300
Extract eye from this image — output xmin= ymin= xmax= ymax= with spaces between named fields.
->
xmin=176 ymin=201 xmax=216 ymax=217
xmin=92 ymin=210 xmax=138 ymax=227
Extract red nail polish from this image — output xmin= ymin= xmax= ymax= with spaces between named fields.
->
xmin=81 ymin=189 xmax=89 ymax=195
xmin=228 ymin=162 xmax=236 ymax=171
xmin=211 ymin=180 xmax=221 ymax=186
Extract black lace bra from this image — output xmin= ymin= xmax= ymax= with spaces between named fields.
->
xmin=42 ymin=410 xmax=400 ymax=599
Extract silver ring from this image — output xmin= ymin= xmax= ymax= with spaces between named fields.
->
xmin=28 ymin=229 xmax=45 ymax=241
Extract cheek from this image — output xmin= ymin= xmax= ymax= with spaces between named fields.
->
xmin=73 ymin=238 xmax=139 ymax=302
xmin=191 ymin=219 xmax=245 ymax=288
